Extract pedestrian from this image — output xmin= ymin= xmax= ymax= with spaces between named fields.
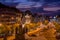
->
xmin=43 ymin=22 xmax=57 ymax=40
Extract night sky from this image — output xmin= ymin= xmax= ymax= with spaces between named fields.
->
xmin=0 ymin=0 xmax=60 ymax=15
xmin=0 ymin=0 xmax=60 ymax=8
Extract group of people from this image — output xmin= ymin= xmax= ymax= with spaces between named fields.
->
xmin=16 ymin=12 xmax=57 ymax=40
xmin=0 ymin=3 xmax=59 ymax=40
xmin=0 ymin=11 xmax=57 ymax=40
xmin=24 ymin=21 xmax=57 ymax=40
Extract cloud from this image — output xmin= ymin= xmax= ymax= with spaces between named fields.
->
xmin=15 ymin=0 xmax=44 ymax=8
xmin=0 ymin=0 xmax=60 ymax=9
xmin=16 ymin=2 xmax=35 ymax=8
xmin=28 ymin=0 xmax=40 ymax=2
xmin=0 ymin=0 xmax=21 ymax=3
xmin=45 ymin=0 xmax=60 ymax=2
xmin=0 ymin=0 xmax=49 ymax=8
xmin=16 ymin=4 xmax=31 ymax=8
xmin=44 ymin=7 xmax=60 ymax=11
xmin=16 ymin=2 xmax=43 ymax=8
xmin=32 ymin=2 xmax=42 ymax=7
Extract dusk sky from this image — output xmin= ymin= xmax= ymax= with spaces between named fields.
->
xmin=0 ymin=0 xmax=60 ymax=7
xmin=0 ymin=0 xmax=60 ymax=11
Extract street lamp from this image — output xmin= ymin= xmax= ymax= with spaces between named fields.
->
xmin=11 ymin=17 xmax=14 ymax=20
xmin=1 ymin=14 xmax=4 ymax=17
xmin=0 ymin=23 xmax=2 ymax=26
